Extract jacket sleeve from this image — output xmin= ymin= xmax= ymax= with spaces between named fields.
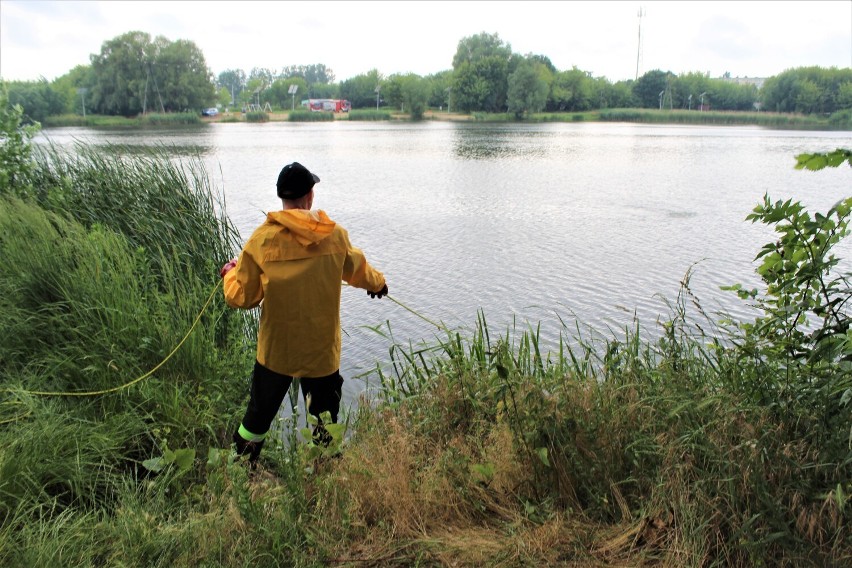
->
xmin=223 ymin=250 xmax=264 ymax=309
xmin=341 ymin=232 xmax=385 ymax=292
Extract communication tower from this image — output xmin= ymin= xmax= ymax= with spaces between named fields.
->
xmin=635 ymin=6 xmax=645 ymax=81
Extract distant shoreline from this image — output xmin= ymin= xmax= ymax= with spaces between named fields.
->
xmin=40 ymin=108 xmax=849 ymax=131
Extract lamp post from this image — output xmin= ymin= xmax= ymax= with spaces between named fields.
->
xmin=375 ymin=85 xmax=381 ymax=110
xmin=688 ymin=94 xmax=692 ymax=111
xmin=699 ymin=92 xmax=707 ymax=111
xmin=446 ymin=86 xmax=451 ymax=113
xmin=659 ymin=90 xmax=664 ymax=110
xmin=76 ymin=87 xmax=87 ymax=118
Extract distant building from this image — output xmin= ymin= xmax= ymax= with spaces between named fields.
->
xmin=721 ymin=76 xmax=766 ymax=89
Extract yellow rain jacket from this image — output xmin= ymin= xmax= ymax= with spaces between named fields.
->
xmin=223 ymin=209 xmax=385 ymax=378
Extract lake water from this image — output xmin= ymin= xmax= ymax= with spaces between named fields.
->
xmin=37 ymin=121 xmax=852 ymax=404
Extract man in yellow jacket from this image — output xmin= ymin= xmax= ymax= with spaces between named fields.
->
xmin=220 ymin=161 xmax=388 ymax=465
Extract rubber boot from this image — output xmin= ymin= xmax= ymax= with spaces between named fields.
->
xmin=233 ymin=431 xmax=264 ymax=469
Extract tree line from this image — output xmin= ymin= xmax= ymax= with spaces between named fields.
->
xmin=3 ymin=30 xmax=851 ymax=122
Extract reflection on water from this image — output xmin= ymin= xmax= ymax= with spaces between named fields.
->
xmin=35 ymin=122 xmax=852 ymax=407
xmin=452 ymin=125 xmax=550 ymax=160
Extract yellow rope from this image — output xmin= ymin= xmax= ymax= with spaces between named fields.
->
xmin=342 ymin=281 xmax=447 ymax=331
xmin=385 ymin=294 xmax=447 ymax=331
xmin=4 ymin=280 xmax=222 ymax=398
xmin=3 ymin=280 xmax=439 ymax=403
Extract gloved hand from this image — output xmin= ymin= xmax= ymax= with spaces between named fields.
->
xmin=219 ymin=258 xmax=238 ymax=278
xmin=368 ymin=283 xmax=388 ymax=299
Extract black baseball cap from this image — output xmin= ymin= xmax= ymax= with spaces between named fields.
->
xmin=276 ymin=162 xmax=320 ymax=199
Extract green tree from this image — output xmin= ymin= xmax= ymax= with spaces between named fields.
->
xmin=280 ymin=64 xmax=335 ymax=86
xmin=452 ymin=31 xmax=512 ymax=69
xmin=89 ymin=31 xmax=152 ymax=115
xmin=452 ymin=61 xmax=490 ymax=112
xmin=605 ymin=80 xmax=636 ymax=108
xmin=727 ymin=149 xmax=852 ymax=371
xmin=89 ymin=31 xmax=215 ymax=115
xmin=217 ymin=86 xmax=232 ymax=109
xmin=452 ymin=32 xmax=513 ymax=112
xmin=308 ymin=83 xmax=339 ymax=99
xmin=217 ymin=69 xmax=246 ymax=106
xmin=5 ymin=79 xmax=68 ymax=122
xmin=672 ymin=72 xmax=711 ymax=110
xmin=548 ymin=67 xmax=594 ymax=112
xmin=52 ymin=65 xmax=94 ymax=115
xmin=152 ymin=38 xmax=215 ymax=111
xmin=426 ymin=70 xmax=453 ymax=109
xmin=794 ymin=79 xmax=821 ymax=114
xmin=385 ymin=73 xmax=430 ymax=119
xmin=0 ymin=83 xmax=39 ymax=197
xmin=837 ymin=82 xmax=852 ymax=110
xmin=632 ymin=69 xmax=672 ymax=109
xmin=762 ymin=66 xmax=852 ymax=114
xmin=339 ymin=69 xmax=383 ymax=109
xmin=507 ymin=60 xmax=548 ymax=118
xmin=266 ymin=77 xmax=308 ymax=110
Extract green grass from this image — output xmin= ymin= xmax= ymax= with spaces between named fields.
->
xmin=348 ymin=109 xmax=392 ymax=121
xmin=244 ymin=111 xmax=269 ymax=123
xmin=598 ymin=108 xmax=835 ymax=128
xmin=288 ymin=110 xmax=334 ymax=122
xmin=1 ymin=133 xmax=850 ymax=565
xmin=140 ymin=112 xmax=201 ymax=126
xmin=41 ymin=113 xmax=202 ymax=128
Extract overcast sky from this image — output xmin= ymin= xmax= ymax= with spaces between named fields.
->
xmin=1 ymin=1 xmax=850 ymax=84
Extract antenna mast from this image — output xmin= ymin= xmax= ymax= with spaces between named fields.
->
xmin=635 ymin=6 xmax=645 ymax=80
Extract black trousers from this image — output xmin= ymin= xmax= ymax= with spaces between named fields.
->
xmin=240 ymin=360 xmax=344 ymax=437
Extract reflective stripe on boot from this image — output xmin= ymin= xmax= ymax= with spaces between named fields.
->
xmin=233 ymin=431 xmax=264 ymax=468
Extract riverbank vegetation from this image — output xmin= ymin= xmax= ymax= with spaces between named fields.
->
xmin=3 ymin=29 xmax=850 ymax=128
xmin=1 ymin=90 xmax=850 ymax=566
xmin=42 ymin=112 xmax=201 ymax=128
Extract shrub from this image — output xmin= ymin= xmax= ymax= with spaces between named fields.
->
xmin=347 ymin=109 xmax=391 ymax=121
xmin=288 ymin=110 xmax=333 ymax=122
xmin=245 ymin=111 xmax=269 ymax=123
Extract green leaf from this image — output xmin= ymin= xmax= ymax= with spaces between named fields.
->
xmin=206 ymin=447 xmax=223 ymax=468
xmin=173 ymin=449 xmax=195 ymax=472
xmin=535 ymin=446 xmax=550 ymax=467
xmin=324 ymin=422 xmax=346 ymax=440
xmin=835 ymin=483 xmax=846 ymax=510
xmin=142 ymin=457 xmax=165 ymax=472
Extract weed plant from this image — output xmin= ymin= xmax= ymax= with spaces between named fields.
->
xmin=42 ymin=114 xmax=140 ymax=128
xmin=287 ymin=110 xmax=334 ymax=122
xmin=0 ymin=88 xmax=849 ymax=566
xmin=599 ymin=108 xmax=831 ymax=128
xmin=245 ymin=111 xmax=269 ymax=123
xmin=348 ymin=109 xmax=392 ymax=121
xmin=140 ymin=112 xmax=201 ymax=126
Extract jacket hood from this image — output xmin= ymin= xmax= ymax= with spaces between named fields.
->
xmin=267 ymin=209 xmax=336 ymax=247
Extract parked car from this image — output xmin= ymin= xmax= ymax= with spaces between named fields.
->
xmin=201 ymin=108 xmax=219 ymax=117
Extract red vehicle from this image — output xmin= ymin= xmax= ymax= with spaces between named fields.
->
xmin=306 ymin=99 xmax=351 ymax=113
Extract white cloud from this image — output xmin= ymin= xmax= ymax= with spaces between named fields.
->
xmin=1 ymin=0 xmax=849 ymax=83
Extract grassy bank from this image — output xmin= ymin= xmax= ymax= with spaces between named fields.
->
xmin=596 ymin=108 xmax=849 ymax=129
xmin=1 ymin=94 xmax=850 ymax=566
xmin=39 ymin=108 xmax=851 ymax=130
xmin=42 ymin=112 xmax=202 ymax=127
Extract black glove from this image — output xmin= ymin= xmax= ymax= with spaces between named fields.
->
xmin=368 ymin=284 xmax=388 ymax=299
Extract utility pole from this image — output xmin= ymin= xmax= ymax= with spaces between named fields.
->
xmin=76 ymin=88 xmax=87 ymax=118
xmin=635 ymin=6 xmax=645 ymax=81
